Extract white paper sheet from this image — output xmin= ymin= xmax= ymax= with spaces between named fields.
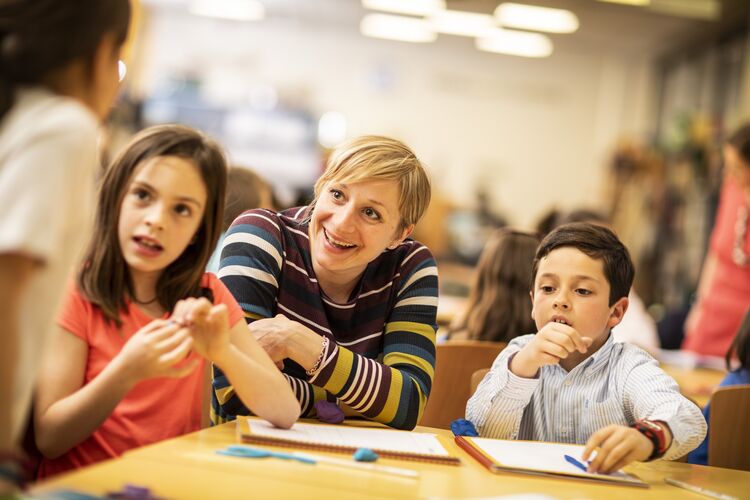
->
xmin=246 ymin=420 xmax=451 ymax=457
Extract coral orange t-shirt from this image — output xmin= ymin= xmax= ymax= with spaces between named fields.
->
xmin=37 ymin=273 xmax=244 ymax=478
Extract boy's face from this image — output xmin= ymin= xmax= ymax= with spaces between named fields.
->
xmin=531 ymin=246 xmax=628 ymax=347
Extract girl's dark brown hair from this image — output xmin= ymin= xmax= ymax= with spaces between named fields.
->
xmin=726 ymin=308 xmax=750 ymax=371
xmin=0 ymin=0 xmax=131 ymax=118
xmin=78 ymin=124 xmax=228 ymax=326
xmin=449 ymin=228 xmax=540 ymax=342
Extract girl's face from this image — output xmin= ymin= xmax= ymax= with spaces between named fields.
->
xmin=309 ymin=179 xmax=412 ymax=284
xmin=118 ymin=155 xmax=207 ymax=283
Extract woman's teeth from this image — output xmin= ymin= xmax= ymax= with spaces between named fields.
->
xmin=325 ymin=230 xmax=355 ymax=249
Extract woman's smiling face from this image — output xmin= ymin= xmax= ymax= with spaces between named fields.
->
xmin=309 ymin=179 xmax=410 ymax=286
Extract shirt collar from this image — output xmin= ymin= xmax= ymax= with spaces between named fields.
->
xmin=579 ymin=333 xmax=615 ymax=376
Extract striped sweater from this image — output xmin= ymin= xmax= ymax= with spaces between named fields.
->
xmin=213 ymin=207 xmax=439 ymax=430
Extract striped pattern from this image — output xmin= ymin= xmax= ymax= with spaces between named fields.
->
xmin=212 ymin=207 xmax=438 ymax=430
xmin=466 ymin=334 xmax=707 ymax=460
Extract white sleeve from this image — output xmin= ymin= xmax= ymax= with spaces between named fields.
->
xmin=623 ymin=352 xmax=708 ymax=460
xmin=0 ymin=114 xmax=98 ymax=261
xmin=466 ymin=335 xmax=540 ymax=439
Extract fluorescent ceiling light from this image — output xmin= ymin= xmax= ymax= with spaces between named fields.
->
xmin=495 ymin=3 xmax=579 ymax=34
xmin=597 ymin=0 xmax=650 ymax=5
xmin=649 ymin=0 xmax=720 ymax=20
xmin=360 ymin=13 xmax=437 ymax=43
xmin=476 ymin=28 xmax=553 ymax=58
xmin=189 ymin=0 xmax=265 ymax=21
xmin=361 ymin=0 xmax=445 ymax=17
xmin=429 ymin=10 xmax=495 ymax=38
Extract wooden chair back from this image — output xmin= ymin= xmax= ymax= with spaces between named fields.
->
xmin=471 ymin=368 xmax=491 ymax=395
xmin=420 ymin=341 xmax=505 ymax=429
xmin=708 ymin=385 xmax=750 ymax=471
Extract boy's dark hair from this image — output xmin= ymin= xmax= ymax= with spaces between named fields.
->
xmin=726 ymin=308 xmax=750 ymax=371
xmin=78 ymin=124 xmax=228 ymax=326
xmin=531 ymin=222 xmax=634 ymax=306
xmin=0 ymin=0 xmax=131 ymax=118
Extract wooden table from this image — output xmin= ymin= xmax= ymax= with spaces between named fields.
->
xmin=661 ymin=363 xmax=726 ymax=408
xmin=32 ymin=419 xmax=750 ymax=499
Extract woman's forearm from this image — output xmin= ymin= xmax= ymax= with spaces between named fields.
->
xmin=35 ymin=357 xmax=136 ymax=459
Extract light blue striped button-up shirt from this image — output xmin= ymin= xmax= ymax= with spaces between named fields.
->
xmin=466 ymin=334 xmax=707 ymax=460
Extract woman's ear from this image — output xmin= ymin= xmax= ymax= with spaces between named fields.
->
xmin=389 ymin=224 xmax=414 ymax=249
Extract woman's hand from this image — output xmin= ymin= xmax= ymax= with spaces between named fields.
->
xmin=171 ymin=297 xmax=230 ymax=363
xmin=114 ymin=319 xmax=197 ymax=384
xmin=250 ymin=314 xmax=326 ymax=371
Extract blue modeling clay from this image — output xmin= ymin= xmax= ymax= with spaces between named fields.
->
xmin=353 ymin=448 xmax=379 ymax=462
xmin=450 ymin=418 xmax=479 ymax=437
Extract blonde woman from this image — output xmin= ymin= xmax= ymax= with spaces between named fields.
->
xmin=214 ymin=136 xmax=437 ymax=430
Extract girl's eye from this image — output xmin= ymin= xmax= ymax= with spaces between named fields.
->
xmin=576 ymin=288 xmax=592 ymax=296
xmin=363 ymin=207 xmax=381 ymax=221
xmin=329 ymin=189 xmax=344 ymax=201
xmin=133 ymin=188 xmax=150 ymax=202
xmin=175 ymin=203 xmax=192 ymax=217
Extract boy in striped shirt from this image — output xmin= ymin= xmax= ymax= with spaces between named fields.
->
xmin=467 ymin=222 xmax=706 ymax=473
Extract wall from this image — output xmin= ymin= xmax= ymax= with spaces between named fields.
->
xmin=135 ymin=8 xmax=658 ymax=229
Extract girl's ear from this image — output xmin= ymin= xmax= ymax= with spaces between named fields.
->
xmin=388 ymin=224 xmax=414 ymax=250
xmin=607 ymin=296 xmax=629 ymax=329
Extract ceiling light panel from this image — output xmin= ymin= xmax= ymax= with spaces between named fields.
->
xmin=361 ymin=0 xmax=445 ymax=17
xmin=476 ymin=28 xmax=553 ymax=58
xmin=495 ymin=3 xmax=579 ymax=34
xmin=189 ymin=0 xmax=265 ymax=21
xmin=429 ymin=10 xmax=495 ymax=38
xmin=360 ymin=13 xmax=437 ymax=43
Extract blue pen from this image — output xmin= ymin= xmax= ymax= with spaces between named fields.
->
xmin=564 ymin=454 xmax=589 ymax=473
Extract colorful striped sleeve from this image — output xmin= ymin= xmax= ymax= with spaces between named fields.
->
xmin=308 ymin=245 xmax=439 ymax=430
xmin=211 ymin=209 xmax=282 ymax=424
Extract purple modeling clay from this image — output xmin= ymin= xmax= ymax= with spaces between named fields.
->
xmin=315 ymin=400 xmax=345 ymax=424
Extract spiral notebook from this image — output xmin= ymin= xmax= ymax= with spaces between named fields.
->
xmin=238 ymin=418 xmax=460 ymax=465
xmin=456 ymin=436 xmax=648 ymax=488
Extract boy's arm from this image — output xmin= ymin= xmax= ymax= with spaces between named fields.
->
xmin=623 ymin=354 xmax=707 ymax=460
xmin=466 ymin=336 xmax=540 ymax=438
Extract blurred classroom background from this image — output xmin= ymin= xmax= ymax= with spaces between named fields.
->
xmin=110 ymin=0 xmax=750 ymax=353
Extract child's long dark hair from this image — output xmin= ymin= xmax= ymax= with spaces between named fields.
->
xmin=726 ymin=308 xmax=750 ymax=371
xmin=79 ymin=125 xmax=228 ymax=326
xmin=0 ymin=0 xmax=130 ymax=119
xmin=449 ymin=228 xmax=540 ymax=342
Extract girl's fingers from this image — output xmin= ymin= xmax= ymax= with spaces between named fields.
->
xmin=154 ymin=327 xmax=191 ymax=352
xmin=144 ymin=321 xmax=181 ymax=340
xmin=158 ymin=335 xmax=194 ymax=366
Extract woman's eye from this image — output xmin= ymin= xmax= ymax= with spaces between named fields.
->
xmin=363 ymin=207 xmax=381 ymax=220
xmin=175 ymin=204 xmax=192 ymax=217
xmin=329 ymin=189 xmax=343 ymax=201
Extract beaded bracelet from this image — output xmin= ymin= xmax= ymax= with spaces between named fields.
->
xmin=306 ymin=336 xmax=329 ymax=376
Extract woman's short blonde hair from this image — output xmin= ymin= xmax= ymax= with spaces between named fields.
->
xmin=312 ymin=135 xmax=431 ymax=228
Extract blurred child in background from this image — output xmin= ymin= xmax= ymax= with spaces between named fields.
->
xmin=688 ymin=307 xmax=750 ymax=465
xmin=447 ymin=228 xmax=539 ymax=343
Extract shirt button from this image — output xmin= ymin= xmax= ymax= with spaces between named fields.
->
xmin=563 ymin=380 xmax=572 ymax=386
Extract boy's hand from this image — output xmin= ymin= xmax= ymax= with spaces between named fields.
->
xmin=582 ymin=425 xmax=653 ymax=473
xmin=510 ymin=322 xmax=592 ymax=378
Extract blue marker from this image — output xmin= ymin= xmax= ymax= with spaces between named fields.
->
xmin=564 ymin=454 xmax=589 ymax=473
